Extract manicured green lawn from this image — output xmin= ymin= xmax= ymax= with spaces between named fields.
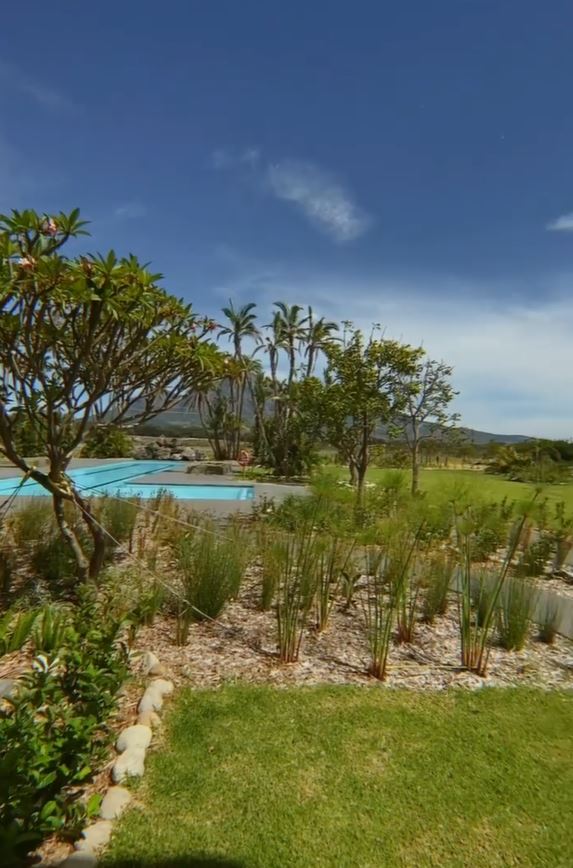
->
xmin=364 ymin=467 xmax=573 ymax=514
xmin=104 ymin=687 xmax=573 ymax=867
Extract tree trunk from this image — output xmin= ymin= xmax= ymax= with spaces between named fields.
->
xmin=411 ymin=424 xmax=420 ymax=496
xmin=52 ymin=491 xmax=90 ymax=583
xmin=349 ymin=460 xmax=358 ymax=486
xmin=73 ymin=490 xmax=107 ymax=580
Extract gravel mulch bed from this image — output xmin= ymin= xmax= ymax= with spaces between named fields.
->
xmin=130 ymin=569 xmax=573 ymax=693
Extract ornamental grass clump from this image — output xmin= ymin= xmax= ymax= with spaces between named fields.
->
xmin=9 ymin=500 xmax=54 ymax=547
xmin=173 ymin=524 xmax=250 ymax=643
xmin=537 ymin=596 xmax=561 ymax=645
xmin=455 ymin=502 xmax=532 ymax=676
xmin=362 ymin=551 xmax=394 ymax=680
xmin=421 ymin=551 xmax=455 ymax=623
xmin=497 ymin=578 xmax=535 ymax=651
xmin=386 ymin=522 xmax=424 ymax=645
xmin=274 ymin=525 xmax=320 ymax=662
xmin=99 ymin=494 xmax=141 ymax=552
xmin=315 ymin=536 xmax=354 ymax=632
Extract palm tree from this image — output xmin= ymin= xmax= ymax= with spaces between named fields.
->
xmin=216 ymin=301 xmax=260 ymax=458
xmin=271 ymin=302 xmax=309 ymax=387
xmin=304 ymin=306 xmax=339 ymax=377
xmin=218 ymin=300 xmax=259 ymax=360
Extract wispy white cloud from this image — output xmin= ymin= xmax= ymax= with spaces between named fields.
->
xmin=265 ymin=160 xmax=371 ymax=243
xmin=0 ymin=61 xmax=76 ymax=112
xmin=210 ymin=146 xmax=261 ymax=170
xmin=547 ymin=212 xmax=573 ymax=232
xmin=210 ymin=147 xmax=371 ymax=243
xmin=114 ymin=202 xmax=147 ymax=219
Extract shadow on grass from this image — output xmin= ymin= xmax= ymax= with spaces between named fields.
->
xmin=103 ymin=859 xmax=245 ymax=868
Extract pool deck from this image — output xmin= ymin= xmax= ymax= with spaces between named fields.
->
xmin=0 ymin=458 xmax=308 ymax=516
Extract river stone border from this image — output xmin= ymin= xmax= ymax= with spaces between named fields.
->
xmin=58 ymin=653 xmax=173 ymax=867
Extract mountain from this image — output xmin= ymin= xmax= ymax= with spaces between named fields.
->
xmin=131 ymin=401 xmax=530 ymax=445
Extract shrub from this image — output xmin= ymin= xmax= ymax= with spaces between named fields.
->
xmin=31 ymin=605 xmax=70 ymax=653
xmin=516 ymin=536 xmax=552 ymax=577
xmin=30 ymin=534 xmax=78 ymax=588
xmin=257 ymin=527 xmax=279 ymax=611
xmin=0 ymin=544 xmax=16 ymax=598
xmin=362 ymin=548 xmax=395 ymax=680
xmin=82 ymin=425 xmax=133 ymax=458
xmin=0 ymin=594 xmax=128 ymax=864
xmin=0 ymin=609 xmax=38 ymax=657
xmin=391 ymin=526 xmax=424 ymax=645
xmin=455 ymin=503 xmax=532 ymax=675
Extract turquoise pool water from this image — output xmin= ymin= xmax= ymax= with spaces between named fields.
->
xmin=0 ymin=461 xmax=254 ymax=501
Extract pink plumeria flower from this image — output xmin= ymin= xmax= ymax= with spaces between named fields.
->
xmin=41 ymin=217 xmax=58 ymax=236
xmin=17 ymin=255 xmax=36 ymax=269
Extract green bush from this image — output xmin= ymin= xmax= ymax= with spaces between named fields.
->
xmin=0 ymin=594 xmax=128 ymax=865
xmin=82 ymin=425 xmax=133 ymax=459
xmin=30 ymin=534 xmax=78 ymax=587
xmin=0 ymin=609 xmax=38 ymax=657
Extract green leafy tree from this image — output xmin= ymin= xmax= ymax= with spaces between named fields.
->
xmin=0 ymin=208 xmax=218 ymax=581
xmin=82 ymin=425 xmax=134 ymax=459
xmin=321 ymin=328 xmax=422 ymax=497
xmin=392 ymin=357 xmax=459 ymax=495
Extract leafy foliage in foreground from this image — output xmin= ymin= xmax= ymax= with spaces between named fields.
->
xmin=0 ymin=592 xmax=128 ymax=865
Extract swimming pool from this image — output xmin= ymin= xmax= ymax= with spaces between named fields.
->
xmin=0 ymin=461 xmax=254 ymax=501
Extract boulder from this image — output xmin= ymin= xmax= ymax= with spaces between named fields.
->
xmin=75 ymin=820 xmax=113 ymax=852
xmin=59 ymin=852 xmax=97 ymax=867
xmin=138 ymin=679 xmax=174 ymax=714
xmin=141 ymin=651 xmax=161 ymax=675
xmin=151 ymin=677 xmax=174 ymax=696
xmin=112 ymin=747 xmax=146 ymax=782
xmin=99 ymin=786 xmax=132 ymax=820
xmin=137 ymin=709 xmax=161 ymax=728
xmin=0 ymin=678 xmax=15 ymax=699
xmin=116 ymin=724 xmax=152 ymax=753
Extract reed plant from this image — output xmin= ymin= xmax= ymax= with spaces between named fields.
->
xmin=421 ymin=551 xmax=455 ymax=623
xmin=455 ymin=504 xmax=532 ymax=675
xmin=362 ymin=557 xmax=393 ymax=681
xmin=537 ymin=596 xmax=561 ymax=645
xmin=497 ymin=578 xmax=534 ymax=651
xmin=174 ymin=524 xmax=249 ymax=641
xmin=315 ymin=537 xmax=354 ymax=631
xmin=274 ymin=526 xmax=320 ymax=662
xmin=100 ymin=494 xmax=141 ymax=551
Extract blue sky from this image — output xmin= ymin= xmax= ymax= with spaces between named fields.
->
xmin=1 ymin=1 xmax=572 ymax=437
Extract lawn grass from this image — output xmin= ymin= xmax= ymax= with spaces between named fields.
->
xmin=103 ymin=686 xmax=573 ymax=867
xmin=361 ymin=466 xmax=573 ymax=514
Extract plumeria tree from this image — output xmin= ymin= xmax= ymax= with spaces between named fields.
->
xmin=0 ymin=208 xmax=219 ymax=581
